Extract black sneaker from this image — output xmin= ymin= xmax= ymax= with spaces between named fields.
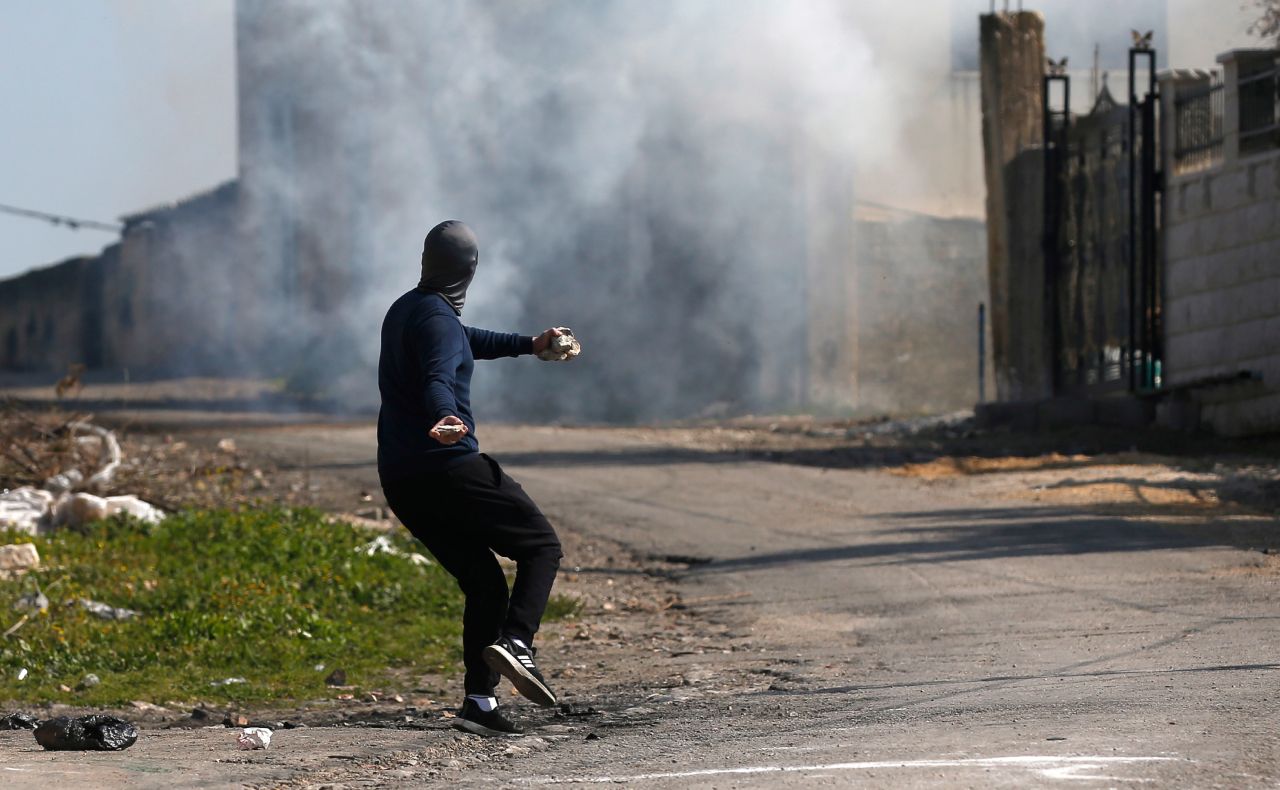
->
xmin=451 ymin=698 xmax=524 ymax=737
xmin=483 ymin=637 xmax=558 ymax=707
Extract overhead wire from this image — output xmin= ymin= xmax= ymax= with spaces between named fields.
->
xmin=0 ymin=202 xmax=121 ymax=233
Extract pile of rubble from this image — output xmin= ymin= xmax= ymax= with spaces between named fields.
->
xmin=0 ymin=406 xmax=162 ymax=535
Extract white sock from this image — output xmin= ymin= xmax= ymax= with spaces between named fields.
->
xmin=511 ymin=637 xmax=528 ymax=649
xmin=467 ymin=695 xmax=498 ymax=712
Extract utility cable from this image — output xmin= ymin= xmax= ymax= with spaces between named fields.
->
xmin=0 ymin=202 xmax=121 ymax=233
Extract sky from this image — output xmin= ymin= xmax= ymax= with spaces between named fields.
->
xmin=0 ymin=1 xmax=236 ymax=279
xmin=0 ymin=0 xmax=1262 ymax=280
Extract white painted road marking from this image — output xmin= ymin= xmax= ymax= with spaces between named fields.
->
xmin=519 ymin=755 xmax=1181 ymax=784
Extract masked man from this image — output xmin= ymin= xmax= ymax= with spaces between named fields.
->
xmin=378 ymin=220 xmax=565 ymax=736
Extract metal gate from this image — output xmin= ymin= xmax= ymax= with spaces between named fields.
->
xmin=1043 ymin=48 xmax=1162 ymax=396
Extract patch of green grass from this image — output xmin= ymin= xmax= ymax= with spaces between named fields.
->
xmin=0 ymin=507 xmax=559 ymax=706
xmin=543 ymin=593 xmax=584 ymax=621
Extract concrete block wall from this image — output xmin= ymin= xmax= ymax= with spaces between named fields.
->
xmin=1163 ymin=146 xmax=1280 ymax=436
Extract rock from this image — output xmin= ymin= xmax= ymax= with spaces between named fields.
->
xmin=621 ymin=706 xmax=655 ymax=716
xmin=523 ymin=737 xmax=550 ymax=751
xmin=540 ymin=724 xmax=576 ymax=733
xmin=13 ymin=592 xmax=48 ymax=612
xmin=78 ymin=674 xmax=100 ymax=690
xmin=0 ymin=712 xmax=40 ymax=730
xmin=128 ymin=701 xmax=168 ymax=713
xmin=502 ymin=745 xmax=530 ymax=757
xmin=574 ymin=629 xmax=591 ymax=641
xmin=0 ymin=544 xmax=39 ymax=574
xmin=34 ymin=715 xmax=138 ymax=751
xmin=325 ymin=669 xmax=347 ymax=686
xmin=537 ymin=328 xmax=581 ymax=361
xmin=217 ymin=438 xmax=236 ymax=452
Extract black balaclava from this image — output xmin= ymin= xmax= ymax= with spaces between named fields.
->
xmin=416 ymin=220 xmax=478 ymax=315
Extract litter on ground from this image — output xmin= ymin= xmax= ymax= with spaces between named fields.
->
xmin=77 ymin=598 xmax=140 ymax=621
xmin=355 ymin=535 xmax=432 ymax=565
xmin=34 ymin=715 xmax=138 ymax=751
xmin=237 ymin=727 xmax=273 ymax=750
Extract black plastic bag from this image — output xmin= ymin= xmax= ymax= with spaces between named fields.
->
xmin=0 ymin=712 xmax=39 ymax=730
xmin=34 ymin=715 xmax=138 ymax=751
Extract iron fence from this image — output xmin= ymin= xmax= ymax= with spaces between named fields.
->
xmin=1173 ymin=72 xmax=1223 ymax=173
xmin=1240 ymin=55 xmax=1280 ymax=157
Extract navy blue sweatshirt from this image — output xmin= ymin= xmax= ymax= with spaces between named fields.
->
xmin=377 ymin=290 xmax=532 ymax=483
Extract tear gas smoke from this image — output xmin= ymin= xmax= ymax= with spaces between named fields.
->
xmin=235 ymin=0 xmax=902 ymax=421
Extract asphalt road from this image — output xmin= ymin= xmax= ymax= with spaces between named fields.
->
xmin=6 ymin=423 xmax=1279 ymax=788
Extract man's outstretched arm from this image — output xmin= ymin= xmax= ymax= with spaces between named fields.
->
xmin=466 ymin=326 xmax=565 ymax=359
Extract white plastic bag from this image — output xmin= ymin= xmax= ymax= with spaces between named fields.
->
xmin=237 ymin=727 xmax=272 ymax=750
xmin=0 ymin=488 xmax=56 ymax=535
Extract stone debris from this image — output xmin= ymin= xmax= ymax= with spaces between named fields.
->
xmin=0 ymin=543 xmax=39 ymax=578
xmin=77 ymin=597 xmax=140 ymax=621
xmin=127 ymin=701 xmax=168 ymax=713
xmin=237 ymin=726 xmax=273 ymax=750
xmin=34 ymin=715 xmax=138 ymax=751
xmin=0 ymin=712 xmax=40 ymax=730
xmin=325 ymin=668 xmax=348 ymax=686
xmin=79 ymin=673 xmax=101 ymax=689
xmin=848 ymin=410 xmax=974 ymax=438
xmin=537 ymin=328 xmax=581 ymax=361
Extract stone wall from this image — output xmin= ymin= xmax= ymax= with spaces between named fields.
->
xmin=1160 ymin=51 xmax=1280 ymax=436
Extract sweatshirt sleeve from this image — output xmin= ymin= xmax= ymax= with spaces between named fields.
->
xmin=465 ymin=326 xmax=534 ymax=360
xmin=413 ymin=312 xmax=467 ymax=422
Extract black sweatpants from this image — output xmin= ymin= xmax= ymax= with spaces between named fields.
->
xmin=382 ymin=453 xmax=563 ymax=696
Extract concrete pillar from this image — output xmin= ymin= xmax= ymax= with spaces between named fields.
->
xmin=979 ymin=11 xmax=1046 ymax=401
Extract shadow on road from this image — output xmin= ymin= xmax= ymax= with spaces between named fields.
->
xmin=692 ymin=507 xmax=1209 ymax=573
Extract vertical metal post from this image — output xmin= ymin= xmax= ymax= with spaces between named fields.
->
xmin=978 ymin=303 xmax=986 ymax=404
xmin=1044 ymin=72 xmax=1070 ymax=394
xmin=1128 ymin=49 xmax=1138 ymax=392
xmin=1129 ymin=47 xmax=1159 ymax=391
